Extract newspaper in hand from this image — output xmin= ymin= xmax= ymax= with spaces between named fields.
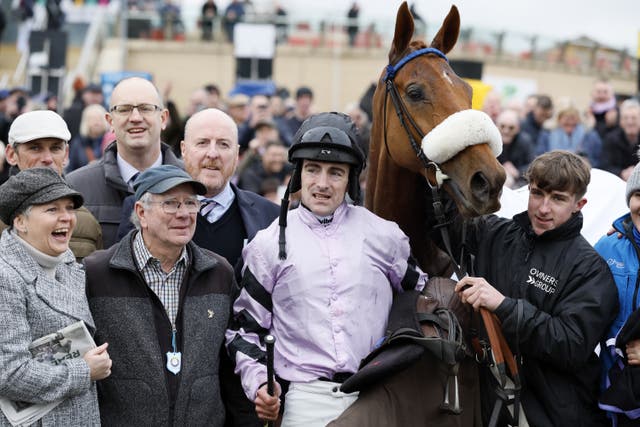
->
xmin=0 ymin=321 xmax=96 ymax=427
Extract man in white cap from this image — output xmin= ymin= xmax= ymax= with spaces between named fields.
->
xmin=2 ymin=110 xmax=103 ymax=260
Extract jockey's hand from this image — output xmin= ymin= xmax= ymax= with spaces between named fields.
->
xmin=455 ymin=276 xmax=505 ymax=311
xmin=255 ymin=382 xmax=282 ymax=421
xmin=626 ymin=339 xmax=640 ymax=365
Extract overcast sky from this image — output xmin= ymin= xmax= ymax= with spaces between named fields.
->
xmin=214 ymin=0 xmax=639 ymax=54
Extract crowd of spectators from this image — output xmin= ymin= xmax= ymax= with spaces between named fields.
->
xmin=2 ymin=72 xmax=640 ymax=202
xmin=0 ymin=77 xmax=375 ymax=207
xmin=1 ymin=76 xmax=639 ymax=201
xmin=484 ymin=78 xmax=640 ymax=188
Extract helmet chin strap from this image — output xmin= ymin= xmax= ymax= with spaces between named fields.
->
xmin=278 ymin=183 xmax=291 ymax=260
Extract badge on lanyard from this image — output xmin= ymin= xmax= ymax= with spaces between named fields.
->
xmin=166 ymin=329 xmax=181 ymax=375
xmin=166 ymin=351 xmax=182 ymax=375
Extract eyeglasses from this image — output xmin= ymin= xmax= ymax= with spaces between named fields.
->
xmin=499 ymin=124 xmax=516 ymax=131
xmin=147 ymin=198 xmax=201 ymax=214
xmin=110 ymin=103 xmax=162 ymax=116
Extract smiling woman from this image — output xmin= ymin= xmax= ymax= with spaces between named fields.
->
xmin=0 ymin=168 xmax=84 ymax=256
xmin=0 ymin=167 xmax=112 ymax=426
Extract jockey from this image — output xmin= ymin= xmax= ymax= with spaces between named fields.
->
xmin=225 ymin=112 xmax=427 ymax=426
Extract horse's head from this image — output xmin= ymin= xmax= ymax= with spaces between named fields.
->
xmin=373 ymin=2 xmax=506 ymax=216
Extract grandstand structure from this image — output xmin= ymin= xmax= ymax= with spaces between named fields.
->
xmin=0 ymin=1 xmax=636 ymax=115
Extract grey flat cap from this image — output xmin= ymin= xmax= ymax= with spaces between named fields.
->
xmin=133 ymin=165 xmax=207 ymax=201
xmin=0 ymin=168 xmax=84 ymax=224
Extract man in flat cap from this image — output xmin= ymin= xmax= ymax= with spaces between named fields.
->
xmin=84 ymin=164 xmax=237 ymax=426
xmin=2 ymin=109 xmax=103 ymax=260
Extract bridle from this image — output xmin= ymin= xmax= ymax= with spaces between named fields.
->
xmin=382 ymin=47 xmax=450 ymax=190
xmin=381 ymin=46 xmax=461 ymax=276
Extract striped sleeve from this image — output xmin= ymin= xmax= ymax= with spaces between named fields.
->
xmin=225 ymin=249 xmax=274 ymax=401
xmin=390 ymin=231 xmax=428 ymax=292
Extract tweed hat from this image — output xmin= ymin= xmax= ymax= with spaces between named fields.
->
xmin=8 ymin=110 xmax=71 ymax=146
xmin=626 ymin=163 xmax=640 ymax=206
xmin=0 ymin=168 xmax=84 ymax=224
xmin=133 ymin=165 xmax=207 ymax=201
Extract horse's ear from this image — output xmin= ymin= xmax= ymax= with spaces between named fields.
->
xmin=429 ymin=5 xmax=460 ymax=54
xmin=389 ymin=1 xmax=414 ymax=63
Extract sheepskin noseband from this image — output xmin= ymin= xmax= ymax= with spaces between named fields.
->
xmin=421 ymin=109 xmax=502 ymax=164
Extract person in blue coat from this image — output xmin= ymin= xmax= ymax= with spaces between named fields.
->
xmin=595 ymin=161 xmax=640 ymax=425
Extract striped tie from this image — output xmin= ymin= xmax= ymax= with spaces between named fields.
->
xmin=199 ymin=199 xmax=217 ymax=221
xmin=129 ymin=172 xmax=140 ymax=192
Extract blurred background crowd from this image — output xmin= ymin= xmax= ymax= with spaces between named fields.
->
xmin=0 ymin=0 xmax=638 ymax=197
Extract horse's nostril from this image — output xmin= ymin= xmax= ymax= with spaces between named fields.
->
xmin=470 ymin=172 xmax=490 ymax=202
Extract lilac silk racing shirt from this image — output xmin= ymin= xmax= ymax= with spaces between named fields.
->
xmin=225 ymin=201 xmax=427 ymax=400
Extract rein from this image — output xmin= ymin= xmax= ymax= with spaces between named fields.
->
xmin=383 ymin=47 xmax=521 ymax=424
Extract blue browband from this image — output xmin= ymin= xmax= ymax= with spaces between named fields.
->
xmin=383 ymin=47 xmax=448 ymax=82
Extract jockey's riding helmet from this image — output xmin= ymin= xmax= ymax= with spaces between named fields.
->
xmin=287 ymin=112 xmax=366 ymax=203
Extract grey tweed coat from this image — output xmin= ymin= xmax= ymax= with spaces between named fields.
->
xmin=0 ymin=229 xmax=100 ymax=426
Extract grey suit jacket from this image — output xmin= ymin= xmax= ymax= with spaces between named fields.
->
xmin=0 ymin=230 xmax=99 ymax=427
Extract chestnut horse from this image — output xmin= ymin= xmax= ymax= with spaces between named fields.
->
xmin=365 ymin=2 xmax=505 ymax=278
xmin=329 ymin=3 xmax=506 ymax=426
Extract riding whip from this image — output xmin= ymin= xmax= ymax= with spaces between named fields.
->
xmin=265 ymin=334 xmax=276 ymax=427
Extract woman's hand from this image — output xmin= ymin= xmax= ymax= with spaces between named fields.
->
xmin=83 ymin=342 xmax=112 ymax=381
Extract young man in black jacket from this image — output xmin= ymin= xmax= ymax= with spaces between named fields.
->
xmin=450 ymin=150 xmax=618 ymax=426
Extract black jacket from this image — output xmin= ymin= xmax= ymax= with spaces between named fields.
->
xmin=519 ymin=111 xmax=545 ymax=150
xmin=453 ymin=211 xmax=618 ymax=426
xmin=601 ymin=127 xmax=640 ymax=177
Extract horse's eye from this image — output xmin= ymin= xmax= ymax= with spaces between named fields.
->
xmin=406 ymin=86 xmax=424 ymax=101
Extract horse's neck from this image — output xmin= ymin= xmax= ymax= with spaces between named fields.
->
xmin=367 ymin=155 xmax=452 ymax=277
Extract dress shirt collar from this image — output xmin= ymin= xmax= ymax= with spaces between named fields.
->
xmin=198 ymin=182 xmax=235 ymax=210
xmin=117 ymin=152 xmax=162 ymax=185
xmin=298 ymin=200 xmax=349 ymax=229
xmin=132 ymin=230 xmax=189 ymax=272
